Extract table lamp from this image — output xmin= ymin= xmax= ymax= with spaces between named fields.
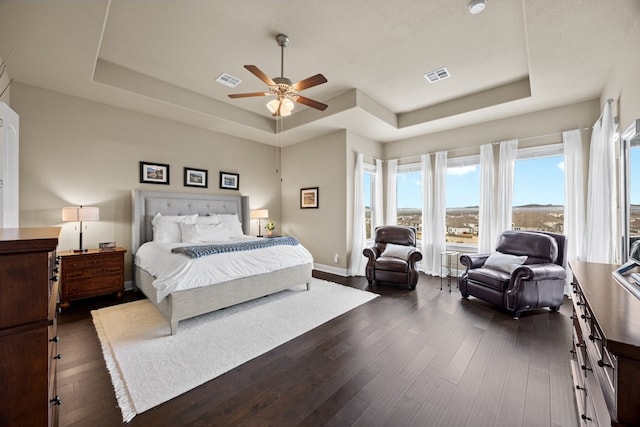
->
xmin=62 ymin=205 xmax=100 ymax=252
xmin=250 ymin=209 xmax=269 ymax=237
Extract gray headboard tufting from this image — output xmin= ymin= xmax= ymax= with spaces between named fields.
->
xmin=131 ymin=190 xmax=250 ymax=255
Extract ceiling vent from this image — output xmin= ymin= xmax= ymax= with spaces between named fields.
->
xmin=215 ymin=73 xmax=242 ymax=88
xmin=424 ymin=67 xmax=451 ymax=83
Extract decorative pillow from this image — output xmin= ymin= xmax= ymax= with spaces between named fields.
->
xmin=217 ymin=213 xmax=244 ymax=237
xmin=381 ymin=243 xmax=415 ymax=261
xmin=179 ymin=223 xmax=231 ymax=243
xmin=484 ymin=252 xmax=528 ymax=274
xmin=151 ymin=213 xmax=198 ymax=243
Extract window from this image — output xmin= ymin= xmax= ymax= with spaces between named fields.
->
xmin=512 ymin=144 xmax=565 ymax=233
xmin=629 ymin=142 xmax=640 ymax=239
xmin=363 ymin=163 xmax=376 ymax=240
xmin=445 ymin=156 xmax=480 ymax=245
xmin=396 ymin=163 xmax=422 ymax=239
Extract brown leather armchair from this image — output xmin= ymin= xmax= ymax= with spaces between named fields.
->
xmin=363 ymin=226 xmax=423 ymax=289
xmin=459 ymin=230 xmax=567 ymax=318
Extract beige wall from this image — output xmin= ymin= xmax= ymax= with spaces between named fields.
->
xmin=281 ymin=130 xmax=348 ymax=269
xmin=602 ymin=13 xmax=640 ymax=131
xmin=385 ymin=99 xmax=601 ymax=160
xmin=12 ymin=82 xmax=280 ymax=281
xmin=0 ymin=55 xmax=9 ymax=104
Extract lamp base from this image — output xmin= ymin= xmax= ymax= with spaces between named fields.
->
xmin=72 ymin=248 xmax=88 ymax=253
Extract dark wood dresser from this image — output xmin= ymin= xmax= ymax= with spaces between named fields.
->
xmin=0 ymin=227 xmax=61 ymax=427
xmin=58 ymin=247 xmax=126 ymax=308
xmin=569 ymin=261 xmax=640 ymax=426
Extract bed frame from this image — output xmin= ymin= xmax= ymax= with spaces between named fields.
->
xmin=131 ymin=190 xmax=313 ymax=335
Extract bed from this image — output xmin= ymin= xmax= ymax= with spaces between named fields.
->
xmin=131 ymin=190 xmax=313 ymax=335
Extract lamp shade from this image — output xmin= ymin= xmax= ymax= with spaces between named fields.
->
xmin=266 ymin=98 xmax=294 ymax=117
xmin=250 ymin=209 xmax=269 ymax=219
xmin=62 ymin=206 xmax=100 ymax=222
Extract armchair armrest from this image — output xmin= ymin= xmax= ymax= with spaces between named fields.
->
xmin=408 ymin=249 xmax=423 ymax=263
xmin=363 ymin=246 xmax=380 ymax=261
xmin=460 ymin=254 xmax=490 ymax=270
xmin=512 ymin=263 xmax=567 ymax=281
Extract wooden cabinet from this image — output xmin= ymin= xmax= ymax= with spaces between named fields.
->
xmin=569 ymin=261 xmax=640 ymax=426
xmin=58 ymin=247 xmax=126 ymax=308
xmin=0 ymin=227 xmax=60 ymax=427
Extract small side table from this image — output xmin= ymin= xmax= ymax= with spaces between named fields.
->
xmin=441 ymin=251 xmax=459 ymax=292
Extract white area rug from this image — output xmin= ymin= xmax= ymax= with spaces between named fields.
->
xmin=91 ymin=279 xmax=378 ymax=422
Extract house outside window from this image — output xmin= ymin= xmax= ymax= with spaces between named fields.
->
xmin=363 ymin=163 xmax=376 ymax=240
xmin=512 ymin=144 xmax=565 ymax=233
xmin=446 ymin=155 xmax=480 ymax=245
xmin=396 ymin=163 xmax=422 ymax=240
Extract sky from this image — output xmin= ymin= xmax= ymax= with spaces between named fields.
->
xmin=364 ymin=148 xmax=640 ymax=210
xmin=366 ymin=155 xmax=568 ymax=209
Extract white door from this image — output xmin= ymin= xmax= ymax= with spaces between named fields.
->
xmin=0 ymin=102 xmax=19 ymax=228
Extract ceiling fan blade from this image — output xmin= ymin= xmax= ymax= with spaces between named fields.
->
xmin=295 ymin=95 xmax=328 ymax=111
xmin=228 ymin=92 xmax=269 ymax=98
xmin=244 ymin=65 xmax=276 ymax=86
xmin=292 ymin=74 xmax=327 ymax=91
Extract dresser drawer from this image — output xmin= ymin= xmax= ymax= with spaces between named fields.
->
xmin=62 ymin=275 xmax=123 ymax=299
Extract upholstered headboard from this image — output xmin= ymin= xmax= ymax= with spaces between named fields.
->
xmin=131 ymin=190 xmax=250 ymax=254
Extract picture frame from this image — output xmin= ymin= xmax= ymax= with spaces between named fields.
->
xmin=219 ymin=171 xmax=240 ymax=190
xmin=300 ymin=187 xmax=319 ymax=209
xmin=184 ymin=167 xmax=208 ymax=188
xmin=99 ymin=242 xmax=116 ymax=251
xmin=140 ymin=161 xmax=170 ymax=185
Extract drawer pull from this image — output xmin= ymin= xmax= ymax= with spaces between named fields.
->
xmin=576 ymin=385 xmax=585 ymax=391
xmin=52 ymin=267 xmax=59 ymax=274
xmin=53 ymin=353 xmax=62 ymax=360
xmin=588 ymin=334 xmax=601 ymax=342
xmin=580 ymin=313 xmax=590 ymax=320
xmin=49 ymin=336 xmax=59 ymax=343
xmin=50 ymin=396 xmax=62 ymax=406
xmin=581 ymin=364 xmax=593 ymax=372
xmin=597 ymin=359 xmax=612 ymax=368
xmin=50 ymin=275 xmax=58 ymax=282
xmin=581 ymin=414 xmax=592 ymax=421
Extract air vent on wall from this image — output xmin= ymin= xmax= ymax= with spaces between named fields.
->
xmin=424 ymin=67 xmax=451 ymax=83
xmin=215 ymin=73 xmax=242 ymax=88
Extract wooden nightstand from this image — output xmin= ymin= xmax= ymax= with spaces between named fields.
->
xmin=58 ymin=247 xmax=126 ymax=308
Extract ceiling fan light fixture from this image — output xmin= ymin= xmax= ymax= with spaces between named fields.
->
xmin=468 ymin=0 xmax=486 ymax=14
xmin=266 ymin=98 xmax=295 ymax=117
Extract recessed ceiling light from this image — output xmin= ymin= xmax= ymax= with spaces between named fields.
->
xmin=468 ymin=0 xmax=486 ymax=14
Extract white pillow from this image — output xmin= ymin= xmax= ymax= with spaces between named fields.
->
xmin=151 ymin=213 xmax=198 ymax=243
xmin=179 ymin=223 xmax=232 ymax=243
xmin=195 ymin=215 xmax=220 ymax=225
xmin=484 ymin=252 xmax=528 ymax=273
xmin=217 ymin=213 xmax=244 ymax=237
xmin=381 ymin=243 xmax=415 ymax=261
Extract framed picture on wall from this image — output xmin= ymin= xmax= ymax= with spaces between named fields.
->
xmin=300 ymin=187 xmax=319 ymax=209
xmin=140 ymin=161 xmax=170 ymax=185
xmin=184 ymin=167 xmax=208 ymax=188
xmin=219 ymin=171 xmax=240 ymax=190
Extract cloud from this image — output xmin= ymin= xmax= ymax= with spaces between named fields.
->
xmin=557 ymin=161 xmax=564 ymax=171
xmin=447 ymin=165 xmax=478 ymax=176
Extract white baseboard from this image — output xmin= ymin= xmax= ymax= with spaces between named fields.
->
xmin=314 ymin=263 xmax=349 ymax=277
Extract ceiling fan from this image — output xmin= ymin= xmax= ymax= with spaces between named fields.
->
xmin=228 ymin=34 xmax=328 ymax=117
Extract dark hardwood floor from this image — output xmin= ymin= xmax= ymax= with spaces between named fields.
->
xmin=56 ymin=272 xmax=578 ymax=426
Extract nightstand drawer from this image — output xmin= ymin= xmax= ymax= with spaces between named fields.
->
xmin=58 ymin=248 xmax=126 ymax=307
xmin=63 ymin=275 xmax=123 ymax=298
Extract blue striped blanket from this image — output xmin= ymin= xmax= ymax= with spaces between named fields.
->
xmin=171 ymin=236 xmax=300 ymax=259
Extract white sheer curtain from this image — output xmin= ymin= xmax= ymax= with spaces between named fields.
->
xmin=421 ymin=154 xmax=433 ymax=273
xmin=563 ymin=129 xmax=586 ymax=294
xmin=495 ymin=140 xmax=518 ymax=235
xmin=373 ymin=159 xmax=384 ymax=229
xmin=386 ymin=159 xmax=398 ymax=225
xmin=585 ymin=101 xmax=618 ymax=263
xmin=478 ymin=143 xmax=496 ymax=253
xmin=421 ymin=152 xmax=447 ymax=275
xmin=350 ymin=152 xmax=366 ymax=276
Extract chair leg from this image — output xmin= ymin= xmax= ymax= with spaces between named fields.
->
xmin=513 ymin=312 xmax=520 ymax=320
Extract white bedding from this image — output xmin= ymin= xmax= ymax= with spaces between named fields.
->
xmin=135 ymin=236 xmax=314 ymax=302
